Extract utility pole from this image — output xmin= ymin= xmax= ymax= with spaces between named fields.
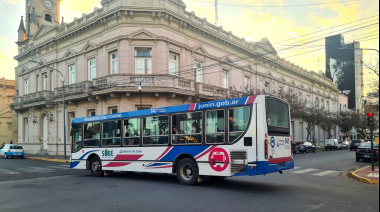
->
xmin=215 ymin=0 xmax=218 ymax=26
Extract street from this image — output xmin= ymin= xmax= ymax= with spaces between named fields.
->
xmin=0 ymin=150 xmax=378 ymax=212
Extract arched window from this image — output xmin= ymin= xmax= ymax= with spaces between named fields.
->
xmin=45 ymin=14 xmax=51 ymax=22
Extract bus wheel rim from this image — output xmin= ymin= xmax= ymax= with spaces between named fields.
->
xmin=181 ymin=165 xmax=192 ymax=180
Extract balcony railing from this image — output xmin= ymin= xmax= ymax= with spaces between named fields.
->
xmin=91 ymin=74 xmax=196 ymax=93
xmin=55 ymin=81 xmax=93 ymax=98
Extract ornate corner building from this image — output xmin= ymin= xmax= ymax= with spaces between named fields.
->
xmin=13 ymin=0 xmax=341 ymax=155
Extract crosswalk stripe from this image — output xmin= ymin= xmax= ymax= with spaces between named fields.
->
xmin=29 ymin=167 xmax=55 ymax=172
xmin=0 ymin=169 xmax=20 ymax=174
xmin=17 ymin=168 xmax=40 ymax=172
xmin=294 ymin=167 xmax=301 ymax=169
xmin=312 ymin=170 xmax=339 ymax=176
xmin=292 ymin=168 xmax=318 ymax=174
xmin=47 ymin=166 xmax=69 ymax=169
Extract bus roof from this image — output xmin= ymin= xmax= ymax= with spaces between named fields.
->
xmin=72 ymin=96 xmax=258 ymax=124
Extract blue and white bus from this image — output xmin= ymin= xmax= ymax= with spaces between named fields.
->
xmin=70 ymin=95 xmax=294 ymax=185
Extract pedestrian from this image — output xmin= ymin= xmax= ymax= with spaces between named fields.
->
xmin=10 ymin=140 xmax=13 ymax=144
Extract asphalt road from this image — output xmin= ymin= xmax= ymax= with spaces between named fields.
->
xmin=0 ymin=150 xmax=378 ymax=212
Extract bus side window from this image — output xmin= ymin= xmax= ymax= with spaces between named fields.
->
xmin=83 ymin=122 xmax=101 ymax=147
xmin=172 ymin=112 xmax=202 ymax=145
xmin=124 ymin=118 xmax=141 ymax=146
xmin=206 ymin=110 xmax=225 ymax=144
xmin=102 ymin=120 xmax=121 ymax=146
xmin=143 ymin=116 xmax=168 ymax=145
xmin=228 ymin=107 xmax=250 ymax=143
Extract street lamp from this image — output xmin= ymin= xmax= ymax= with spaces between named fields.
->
xmin=28 ymin=60 xmax=67 ymax=159
xmin=138 ymin=81 xmax=142 ymax=110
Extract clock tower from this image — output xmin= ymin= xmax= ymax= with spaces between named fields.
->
xmin=25 ymin=0 xmax=61 ymax=37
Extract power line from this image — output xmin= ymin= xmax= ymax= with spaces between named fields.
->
xmin=190 ymin=0 xmax=365 ymax=8
xmin=216 ymin=0 xmax=372 ymax=17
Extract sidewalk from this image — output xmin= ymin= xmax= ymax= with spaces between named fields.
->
xmin=350 ymin=166 xmax=379 ymax=184
xmin=25 ymin=153 xmax=69 ymax=163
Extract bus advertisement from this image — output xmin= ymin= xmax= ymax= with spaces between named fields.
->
xmin=70 ymin=95 xmax=294 ymax=185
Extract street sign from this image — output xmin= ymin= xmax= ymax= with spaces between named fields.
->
xmin=376 ymin=138 xmax=379 ymax=144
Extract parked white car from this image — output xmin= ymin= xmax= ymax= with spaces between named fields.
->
xmin=325 ymin=139 xmax=339 ymax=151
xmin=0 ymin=144 xmax=25 ymax=159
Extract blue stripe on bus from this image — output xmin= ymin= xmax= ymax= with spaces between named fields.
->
xmin=159 ymin=145 xmax=211 ymax=161
xmin=72 ymin=97 xmax=252 ymax=124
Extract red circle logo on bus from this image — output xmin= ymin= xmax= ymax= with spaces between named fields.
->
xmin=208 ymin=148 xmax=229 ymax=172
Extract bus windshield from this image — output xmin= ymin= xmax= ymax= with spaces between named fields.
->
xmin=266 ymin=98 xmax=290 ymax=135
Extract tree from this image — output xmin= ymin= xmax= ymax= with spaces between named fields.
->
xmin=300 ymin=106 xmax=325 ymax=142
xmin=320 ymin=111 xmax=339 ymax=139
xmin=363 ymin=55 xmax=379 ymax=95
xmin=338 ymin=111 xmax=356 ymax=141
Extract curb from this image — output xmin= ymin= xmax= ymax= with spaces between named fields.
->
xmin=350 ymin=166 xmax=379 ymax=184
xmin=26 ymin=157 xmax=69 ymax=163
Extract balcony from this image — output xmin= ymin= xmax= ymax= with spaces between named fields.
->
xmin=11 ymin=90 xmax=54 ymax=110
xmin=91 ymin=74 xmax=197 ymax=96
xmin=54 ymin=81 xmax=93 ymax=102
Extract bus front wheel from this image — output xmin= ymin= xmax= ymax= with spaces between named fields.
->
xmin=90 ymin=157 xmax=104 ymax=177
xmin=176 ymin=158 xmax=198 ymax=186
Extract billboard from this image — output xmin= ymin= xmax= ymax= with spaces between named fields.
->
xmin=325 ymin=35 xmax=356 ymax=110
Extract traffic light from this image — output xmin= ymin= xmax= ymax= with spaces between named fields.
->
xmin=367 ymin=112 xmax=374 ymax=127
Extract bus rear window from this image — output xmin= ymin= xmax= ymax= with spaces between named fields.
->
xmin=266 ymin=98 xmax=290 ymax=135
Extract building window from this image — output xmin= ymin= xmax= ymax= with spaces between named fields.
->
xmin=108 ymin=107 xmax=118 ymax=114
xmin=50 ymin=70 xmax=54 ymax=91
xmin=169 ymin=53 xmax=179 ymax=76
xmin=222 ymin=70 xmax=229 ymax=89
xmin=340 ymin=104 xmax=342 ymax=112
xmin=194 ymin=61 xmax=202 ymax=83
xmin=43 ymin=73 xmax=48 ymax=90
xmin=110 ymin=52 xmax=118 ymax=74
xmin=316 ymin=97 xmax=319 ymax=108
xmin=69 ymin=65 xmax=76 ymax=84
xmin=87 ymin=109 xmax=96 ymax=117
xmin=88 ymin=59 xmax=96 ymax=81
xmin=135 ymin=48 xmax=152 ymax=74
xmin=25 ymin=80 xmax=29 ymax=95
xmin=357 ymin=98 xmax=361 ymax=103
xmin=299 ymin=122 xmax=303 ymax=141
xmin=307 ymin=95 xmax=311 ymax=107
xmin=244 ymin=77 xmax=250 ymax=93
xmin=264 ymin=82 xmax=270 ymax=93
xmin=45 ymin=14 xmax=51 ymax=22
xmin=136 ymin=105 xmax=152 ymax=111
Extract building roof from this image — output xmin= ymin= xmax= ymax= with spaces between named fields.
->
xmin=18 ymin=16 xmax=26 ymax=32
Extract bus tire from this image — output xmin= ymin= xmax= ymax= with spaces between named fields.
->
xmin=176 ymin=158 xmax=198 ymax=186
xmin=90 ymin=156 xmax=104 ymax=177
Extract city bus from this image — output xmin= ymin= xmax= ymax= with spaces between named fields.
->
xmin=70 ymin=95 xmax=294 ymax=185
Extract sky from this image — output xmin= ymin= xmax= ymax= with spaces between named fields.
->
xmin=0 ymin=0 xmax=378 ymax=94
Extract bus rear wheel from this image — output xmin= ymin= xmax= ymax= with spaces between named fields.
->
xmin=176 ymin=158 xmax=198 ymax=186
xmin=90 ymin=157 xmax=104 ymax=177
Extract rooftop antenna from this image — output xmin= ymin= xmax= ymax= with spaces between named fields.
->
xmin=215 ymin=0 xmax=218 ymax=26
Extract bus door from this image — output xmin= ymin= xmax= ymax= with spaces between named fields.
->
xmin=265 ymin=98 xmax=292 ymax=162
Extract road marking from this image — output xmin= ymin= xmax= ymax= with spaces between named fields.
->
xmin=47 ymin=166 xmax=69 ymax=169
xmin=0 ymin=169 xmax=20 ymax=174
xmin=294 ymin=167 xmax=301 ymax=169
xmin=29 ymin=167 xmax=55 ymax=172
xmin=292 ymin=168 xmax=318 ymax=174
xmin=312 ymin=170 xmax=339 ymax=176
xmin=17 ymin=168 xmax=41 ymax=172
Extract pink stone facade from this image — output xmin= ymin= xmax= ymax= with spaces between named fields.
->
xmin=13 ymin=0 xmax=340 ymax=155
